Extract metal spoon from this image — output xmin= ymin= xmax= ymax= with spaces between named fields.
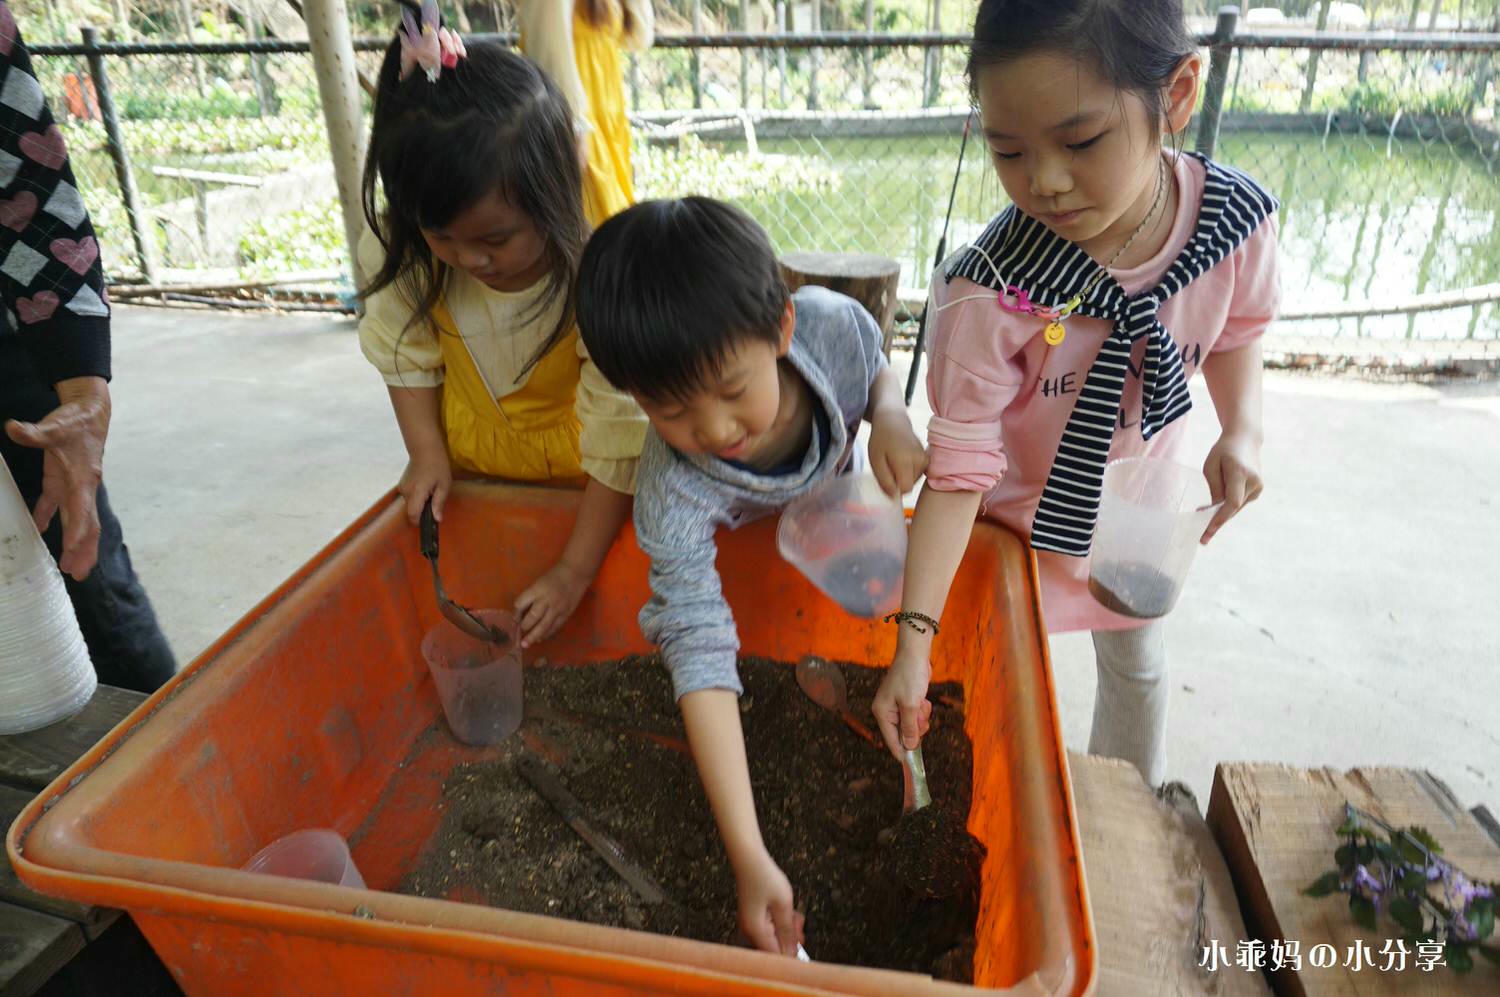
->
xmin=419 ymin=499 xmax=511 ymax=647
xmin=901 ymin=745 xmax=932 ymax=814
xmin=794 ymin=655 xmax=880 ymax=747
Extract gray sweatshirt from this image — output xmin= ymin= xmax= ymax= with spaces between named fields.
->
xmin=634 ymin=285 xmax=887 ymax=699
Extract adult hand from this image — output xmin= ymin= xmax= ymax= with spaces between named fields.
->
xmin=4 ymin=376 xmax=111 ymax=581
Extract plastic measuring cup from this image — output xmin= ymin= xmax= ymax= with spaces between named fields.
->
xmin=1087 ymin=457 xmax=1221 ymax=620
xmin=243 ymin=829 xmax=365 ymax=889
xmin=776 ymin=473 xmax=906 ymax=618
xmin=420 ymin=609 xmax=523 ymax=746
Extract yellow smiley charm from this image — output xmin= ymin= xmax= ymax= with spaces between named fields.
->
xmin=1043 ymin=320 xmax=1066 ymax=346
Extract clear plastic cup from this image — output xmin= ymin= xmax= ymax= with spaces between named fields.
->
xmin=1087 ymin=457 xmax=1222 ymax=620
xmin=420 ymin=609 xmax=523 ymax=746
xmin=776 ymin=473 xmax=906 ymax=618
xmin=242 ymin=829 xmax=365 ymax=889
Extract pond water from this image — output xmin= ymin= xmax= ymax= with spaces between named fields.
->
xmin=694 ymin=130 xmax=1499 ymax=341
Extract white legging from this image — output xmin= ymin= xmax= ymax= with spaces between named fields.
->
xmin=1089 ymin=621 xmax=1169 ymax=788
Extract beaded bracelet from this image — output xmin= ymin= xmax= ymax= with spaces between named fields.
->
xmin=883 ymin=610 xmax=940 ymax=636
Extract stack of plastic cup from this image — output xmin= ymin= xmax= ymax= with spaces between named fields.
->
xmin=243 ymin=829 xmax=366 ymax=889
xmin=0 ymin=461 xmax=96 ymax=735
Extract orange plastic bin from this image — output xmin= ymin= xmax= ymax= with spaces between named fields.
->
xmin=8 ymin=483 xmax=1095 ymax=995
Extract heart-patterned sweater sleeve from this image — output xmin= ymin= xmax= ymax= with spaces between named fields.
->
xmin=0 ymin=1 xmax=110 ymax=386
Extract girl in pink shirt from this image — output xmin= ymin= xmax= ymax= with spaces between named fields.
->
xmin=873 ymin=0 xmax=1280 ymax=787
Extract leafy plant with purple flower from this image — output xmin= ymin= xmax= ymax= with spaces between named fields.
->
xmin=1303 ymin=804 xmax=1499 ymax=974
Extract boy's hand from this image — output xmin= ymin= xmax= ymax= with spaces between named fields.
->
xmin=398 ymin=450 xmax=452 ymax=526
xmin=868 ymin=409 xmax=928 ymax=499
xmin=515 ymin=558 xmax=589 ymax=648
xmin=872 ymin=650 xmax=933 ymax=759
xmin=1201 ymin=429 xmax=1263 ymax=544
xmin=734 ymin=848 xmax=802 ymax=955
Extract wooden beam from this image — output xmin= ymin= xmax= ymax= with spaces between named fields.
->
xmin=149 ymin=166 xmax=265 ymax=187
xmin=0 ymin=900 xmax=84 ymax=997
xmin=1070 ymin=752 xmax=1269 ymax=996
xmin=0 ymin=785 xmax=118 ymax=939
xmin=0 ymin=686 xmax=144 ymax=794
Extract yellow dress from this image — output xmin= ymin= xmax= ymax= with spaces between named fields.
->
xmin=356 ymin=230 xmax=645 ymax=491
xmin=516 ymin=0 xmax=653 ymax=227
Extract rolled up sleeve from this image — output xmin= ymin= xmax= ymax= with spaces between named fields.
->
xmin=356 ymin=228 xmax=443 ymax=388
xmin=923 ymin=278 xmax=1023 ymax=492
xmin=575 ymin=335 xmax=647 ymax=493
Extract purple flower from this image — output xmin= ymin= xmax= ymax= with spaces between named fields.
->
xmin=1353 ymin=864 xmax=1385 ymax=897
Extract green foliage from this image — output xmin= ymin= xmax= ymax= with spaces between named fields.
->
xmin=238 ymin=199 xmax=348 ymax=277
xmin=635 ymin=134 xmax=842 ymax=201
xmin=1342 ymin=78 xmax=1473 ymax=117
xmin=121 ymin=80 xmax=262 ymax=121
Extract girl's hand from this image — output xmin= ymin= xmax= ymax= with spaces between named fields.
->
xmin=1201 ymin=429 xmax=1264 ymax=544
xmin=514 ymin=559 xmax=590 ymax=648
xmin=398 ymin=450 xmax=452 ymax=526
xmin=734 ymin=848 xmax=803 ymax=956
xmin=872 ymin=650 xmax=933 ymax=759
xmin=868 ymin=410 xmax=928 ymax=498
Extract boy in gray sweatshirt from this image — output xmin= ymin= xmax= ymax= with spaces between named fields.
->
xmin=576 ymin=197 xmax=926 ymax=958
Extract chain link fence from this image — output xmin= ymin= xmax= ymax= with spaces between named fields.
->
xmin=25 ymin=19 xmax=1500 ymax=346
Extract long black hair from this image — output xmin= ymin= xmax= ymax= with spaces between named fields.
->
xmin=360 ymin=6 xmax=586 ymax=379
xmin=967 ymin=0 xmax=1195 ymax=136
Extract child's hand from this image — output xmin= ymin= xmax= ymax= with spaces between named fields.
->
xmin=872 ymin=650 xmax=933 ymax=758
xmin=514 ymin=559 xmax=590 ymax=648
xmin=734 ymin=848 xmax=803 ymax=955
xmin=398 ymin=451 xmax=452 ymax=526
xmin=1201 ymin=429 xmax=1264 ymax=544
xmin=868 ymin=410 xmax=928 ymax=499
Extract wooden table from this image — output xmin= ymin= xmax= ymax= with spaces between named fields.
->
xmin=0 ymin=685 xmax=177 ymax=997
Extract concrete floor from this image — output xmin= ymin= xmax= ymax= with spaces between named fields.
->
xmin=101 ymin=305 xmax=1499 ymax=811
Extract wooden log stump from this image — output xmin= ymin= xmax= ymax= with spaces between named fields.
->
xmin=779 ymin=252 xmax=902 ymax=356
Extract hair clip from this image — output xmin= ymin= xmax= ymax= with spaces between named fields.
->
xmin=399 ymin=0 xmax=466 ymax=82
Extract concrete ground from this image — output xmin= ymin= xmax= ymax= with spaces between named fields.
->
xmin=99 ymin=305 xmax=1499 ymax=811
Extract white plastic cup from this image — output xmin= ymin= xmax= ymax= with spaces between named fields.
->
xmin=420 ymin=609 xmax=523 ymax=746
xmin=1087 ymin=457 xmax=1221 ymax=620
xmin=243 ymin=829 xmax=366 ymax=889
xmin=0 ymin=460 xmax=96 ymax=735
xmin=777 ymin=473 xmax=906 ymax=618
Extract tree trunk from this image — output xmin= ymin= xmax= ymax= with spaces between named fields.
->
xmin=1298 ymin=0 xmax=1334 ymax=113
xmin=1407 ymin=0 xmax=1422 ymax=28
xmin=1428 ymin=0 xmax=1443 ymax=28
xmin=779 ymin=252 xmax=902 ymax=356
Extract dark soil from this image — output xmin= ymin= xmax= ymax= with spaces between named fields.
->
xmin=400 ymin=656 xmax=984 ymax=980
xmin=1088 ymin=561 xmax=1182 ymax=618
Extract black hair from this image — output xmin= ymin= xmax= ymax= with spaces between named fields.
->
xmin=359 ymin=4 xmax=586 ymax=379
xmin=967 ymin=0 xmax=1195 ymax=136
xmin=576 ymin=197 xmax=789 ymax=403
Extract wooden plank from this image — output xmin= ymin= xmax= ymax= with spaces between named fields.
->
xmin=0 ymin=901 xmax=84 ymax=997
xmin=0 ymin=687 xmax=145 ymax=794
xmin=0 ymin=786 xmax=116 ymax=939
xmin=1068 ymin=751 xmax=1269 ymax=996
xmin=148 ymin=165 xmax=264 ymax=187
xmin=1207 ymin=764 xmax=1500 ymax=995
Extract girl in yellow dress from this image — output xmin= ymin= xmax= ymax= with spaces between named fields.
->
xmin=358 ymin=5 xmax=646 ymax=647
xmin=515 ymin=0 xmax=653 ymax=226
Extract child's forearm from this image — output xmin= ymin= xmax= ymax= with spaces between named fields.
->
xmin=1200 ymin=341 xmax=1264 ymax=441
xmin=679 ymin=688 xmax=768 ymax=871
xmin=863 ymin=365 xmax=907 ymax=423
xmin=894 ymin=485 xmax=983 ymax=660
xmin=386 ymin=385 xmax=447 ymax=460
xmin=557 ymin=476 xmax=632 ymax=580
